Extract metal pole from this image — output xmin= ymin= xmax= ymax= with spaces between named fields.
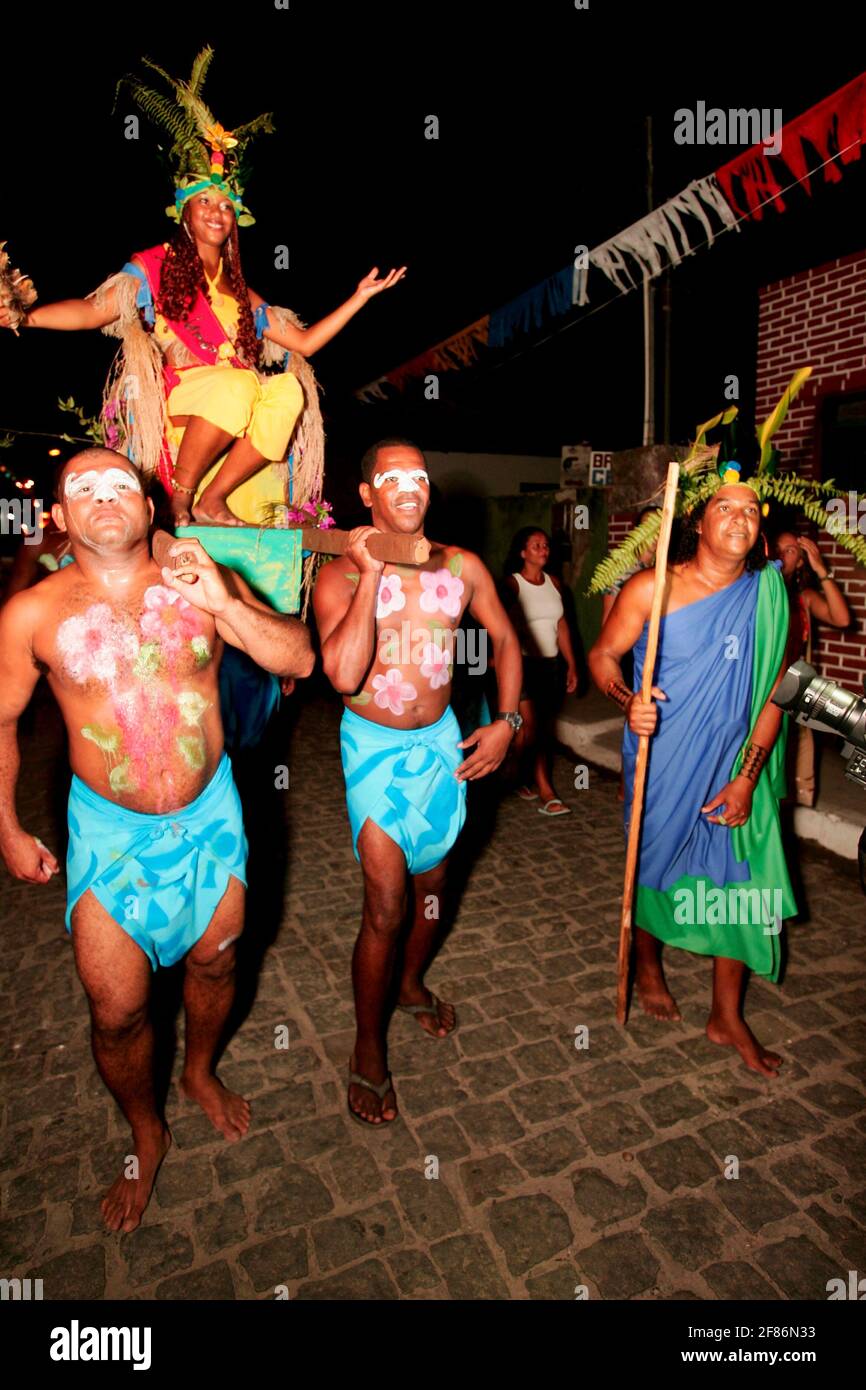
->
xmin=642 ymin=115 xmax=656 ymax=447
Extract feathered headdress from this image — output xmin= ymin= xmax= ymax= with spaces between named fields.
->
xmin=586 ymin=366 xmax=866 ymax=595
xmin=115 ymin=46 xmax=275 ymax=227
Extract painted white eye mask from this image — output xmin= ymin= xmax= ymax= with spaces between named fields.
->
xmin=372 ymin=468 xmax=429 ymax=493
xmin=65 ymin=468 xmax=142 ymax=503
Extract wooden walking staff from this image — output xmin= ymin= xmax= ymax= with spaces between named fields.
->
xmin=616 ymin=460 xmax=680 ymax=1025
xmin=153 ymin=526 xmax=430 ymax=572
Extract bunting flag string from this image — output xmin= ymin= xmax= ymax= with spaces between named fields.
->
xmin=354 ymin=71 xmax=866 ymax=402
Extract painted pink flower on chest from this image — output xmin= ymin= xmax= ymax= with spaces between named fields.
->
xmin=140 ymin=585 xmax=202 ymax=650
xmin=372 ymin=667 xmax=418 ymax=716
xmin=419 ymin=568 xmax=464 ymax=618
xmin=57 ymin=605 xmax=139 ymax=684
xmin=419 ymin=641 xmax=452 ymax=690
xmin=376 ymin=572 xmax=406 ymax=620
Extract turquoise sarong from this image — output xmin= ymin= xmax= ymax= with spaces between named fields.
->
xmin=66 ymin=753 xmax=248 ymax=969
xmin=340 ymin=705 xmax=467 ymax=874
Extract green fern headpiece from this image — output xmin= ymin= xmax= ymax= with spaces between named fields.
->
xmin=587 ymin=366 xmax=866 ymax=596
xmin=115 ymin=46 xmax=275 ymax=227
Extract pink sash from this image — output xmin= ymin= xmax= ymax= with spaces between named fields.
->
xmin=134 ymin=244 xmax=246 ymax=392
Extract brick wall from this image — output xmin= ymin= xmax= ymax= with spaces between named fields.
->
xmin=756 ymin=248 xmax=866 ymax=687
xmin=605 ymin=250 xmax=866 ymax=691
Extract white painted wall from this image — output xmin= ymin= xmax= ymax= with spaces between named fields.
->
xmin=424 ymin=451 xmax=560 ymax=499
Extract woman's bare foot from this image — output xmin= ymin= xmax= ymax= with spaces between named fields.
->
xmin=348 ymin=1049 xmax=397 ymax=1125
xmin=179 ymin=1072 xmax=251 ymax=1141
xmin=635 ymin=965 xmax=682 ymax=1021
xmin=192 ymin=489 xmax=244 ymax=526
xmin=397 ymin=987 xmax=457 ymax=1038
xmin=706 ymin=1016 xmax=782 ymax=1078
xmin=170 ymin=494 xmax=193 ymax=527
xmin=101 ymin=1124 xmax=171 ymax=1234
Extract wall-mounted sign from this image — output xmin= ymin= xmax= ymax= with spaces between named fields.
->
xmin=590 ymin=450 xmax=612 ymax=487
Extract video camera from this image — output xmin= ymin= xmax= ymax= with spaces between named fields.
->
xmin=772 ymin=660 xmax=866 ymax=892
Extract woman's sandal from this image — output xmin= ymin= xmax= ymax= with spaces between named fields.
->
xmin=517 ymin=786 xmax=539 ymax=801
xmin=397 ymin=992 xmax=458 ymax=1037
xmin=538 ymin=798 xmax=572 ymax=816
xmin=347 ymin=1063 xmax=397 ymax=1126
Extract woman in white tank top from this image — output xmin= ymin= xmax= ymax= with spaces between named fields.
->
xmin=504 ymin=527 xmax=578 ymax=816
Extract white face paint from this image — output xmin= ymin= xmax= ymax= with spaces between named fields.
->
xmin=372 ymin=468 xmax=429 ymax=493
xmin=65 ymin=468 xmax=142 ymax=503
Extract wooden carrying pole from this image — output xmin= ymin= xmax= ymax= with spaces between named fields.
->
xmin=152 ymin=526 xmax=430 ymax=572
xmin=616 ymin=460 xmax=680 ymax=1025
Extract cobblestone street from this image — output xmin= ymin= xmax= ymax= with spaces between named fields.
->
xmin=2 ymin=685 xmax=865 ymax=1301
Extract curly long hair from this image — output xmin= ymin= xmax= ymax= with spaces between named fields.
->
xmin=677 ymin=497 xmax=767 ymax=571
xmin=155 ymin=206 xmax=260 ymax=367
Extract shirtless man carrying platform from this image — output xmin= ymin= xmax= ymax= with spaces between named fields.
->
xmin=0 ymin=448 xmax=313 ymax=1230
xmin=314 ymin=439 xmax=522 ymax=1125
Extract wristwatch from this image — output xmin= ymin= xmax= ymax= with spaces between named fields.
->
xmin=497 ymin=711 xmax=524 ymax=734
xmin=818 ymin=567 xmax=834 ymax=582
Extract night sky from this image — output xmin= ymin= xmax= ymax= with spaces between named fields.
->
xmin=1 ymin=3 xmax=863 ymax=517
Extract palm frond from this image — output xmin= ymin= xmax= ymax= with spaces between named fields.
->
xmin=189 ymin=46 xmax=215 ymax=97
xmin=757 ymin=366 xmax=813 ymax=473
xmin=231 ymin=111 xmax=276 ymax=146
xmin=118 ymin=76 xmax=198 ymax=146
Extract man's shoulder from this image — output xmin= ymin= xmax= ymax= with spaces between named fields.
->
xmin=430 ymin=542 xmax=483 ymax=577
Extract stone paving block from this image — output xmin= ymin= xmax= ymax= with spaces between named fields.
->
xmin=718 ymin=1168 xmax=797 ymax=1232
xmin=253 ymin=1162 xmax=334 ymax=1234
xmin=754 ymin=1235 xmax=841 ymax=1300
xmin=787 ymin=1034 xmax=844 ymax=1067
xmin=512 ymin=1125 xmax=585 ymax=1176
xmin=155 ymin=1261 xmax=236 ymax=1300
xmin=637 ymin=1135 xmax=719 ymax=1194
xmin=282 ymin=1114 xmax=351 ymax=1161
xmin=640 ymin=1082 xmax=709 ymax=1129
xmin=740 ymin=1099 xmax=825 ymax=1150
xmin=416 ymin=1115 xmax=471 ymax=1163
xmin=770 ymin=1155 xmax=839 ymax=1199
xmin=459 ymin=1055 xmax=520 ymax=1099
xmin=31 ymin=1244 xmax=106 ymax=1301
xmin=526 ymin=1265 xmax=583 ymax=1299
xmin=311 ymin=1200 xmax=405 ymax=1271
xmin=429 ymin=1233 xmax=510 ymax=1299
xmin=459 ymin=1153 xmax=524 ymax=1206
xmin=392 ymin=1168 xmax=463 ymax=1239
xmin=193 ymin=1191 xmax=248 ymax=1255
xmin=576 ymin=1230 xmax=659 ymax=1299
xmin=399 ymin=1070 xmax=469 ymax=1118
xmin=489 ymin=1194 xmax=572 ymax=1275
xmin=460 ymin=1100 xmax=525 ymax=1146
xmin=643 ymin=1197 xmax=733 ymax=1270
xmin=328 ymin=1144 xmax=384 ymax=1203
xmin=294 ymin=1262 xmax=400 ymax=1301
xmin=800 ymin=1080 xmax=866 ymax=1119
xmin=579 ymin=1102 xmax=653 ymax=1156
xmin=510 ymin=1078 xmax=580 ymax=1125
xmin=238 ymin=1232 xmax=308 ymax=1291
xmin=510 ymin=1011 xmax=559 ymax=1041
xmin=573 ymin=1059 xmax=641 ymax=1100
xmin=458 ymin=1021 xmax=520 ymax=1057
xmin=571 ymin=1168 xmax=647 ymax=1225
xmin=699 ymin=1117 xmax=766 ymax=1162
xmin=214 ymin=1132 xmax=284 ymax=1187
xmin=154 ymin=1153 xmax=214 ymax=1208
xmin=121 ymin=1224 xmax=194 ymax=1288
xmin=702 ymin=1260 xmax=781 ymax=1300
xmin=512 ymin=1039 xmax=572 ymax=1079
xmin=0 ymin=1210 xmax=46 ymax=1266
xmin=387 ymin=1247 xmax=442 ymax=1295
xmin=7 ymin=1156 xmax=80 ymax=1213
xmin=805 ymin=1202 xmax=866 ymax=1267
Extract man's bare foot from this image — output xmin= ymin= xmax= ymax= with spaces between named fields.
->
xmin=170 ymin=497 xmax=193 ymax=527
xmin=179 ymin=1072 xmax=251 ymax=1141
xmin=706 ymin=1016 xmax=782 ymax=1078
xmin=348 ymin=1050 xmax=397 ymax=1125
xmin=397 ymin=987 xmax=457 ymax=1038
xmin=192 ymin=492 xmax=244 ymax=527
xmin=635 ymin=968 xmax=682 ymax=1021
xmin=101 ymin=1124 xmax=171 ymax=1234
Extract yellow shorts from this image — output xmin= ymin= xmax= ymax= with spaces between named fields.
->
xmin=166 ymin=366 xmax=303 ymax=524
